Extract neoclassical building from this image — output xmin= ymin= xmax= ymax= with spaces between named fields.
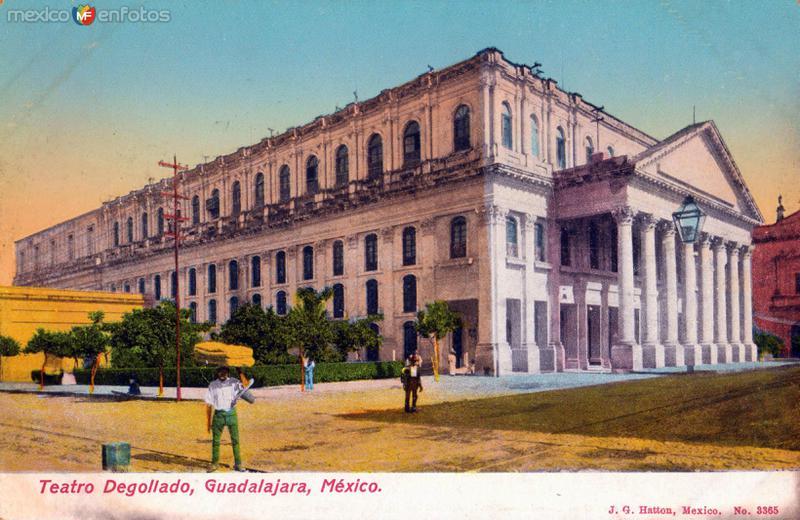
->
xmin=13 ymin=48 xmax=763 ymax=373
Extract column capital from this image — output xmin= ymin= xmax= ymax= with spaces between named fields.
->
xmin=657 ymin=220 xmax=676 ymax=236
xmin=524 ymin=213 xmax=537 ymax=231
xmin=611 ymin=206 xmax=635 ymax=225
xmin=637 ymin=213 xmax=658 ymax=230
xmin=480 ymin=204 xmax=508 ymax=225
xmin=697 ymin=232 xmax=713 ymax=247
xmin=740 ymin=244 xmax=753 ymax=258
xmin=710 ymin=236 xmax=726 ymax=251
xmin=726 ymin=241 xmax=740 ymax=256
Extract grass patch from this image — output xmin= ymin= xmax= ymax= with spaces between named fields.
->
xmin=343 ymin=365 xmax=800 ymax=451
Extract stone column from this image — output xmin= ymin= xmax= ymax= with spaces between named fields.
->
xmin=547 ymin=216 xmax=564 ymax=372
xmin=659 ymin=222 xmax=681 ymax=365
xmin=741 ymin=246 xmax=756 ymax=361
xmin=610 ymin=207 xmax=642 ymax=371
xmin=713 ymin=238 xmax=730 ymax=363
xmin=523 ymin=214 xmax=542 ymax=372
xmin=640 ymin=214 xmax=664 ymax=368
xmin=698 ymin=234 xmax=716 ymax=364
xmin=727 ymin=243 xmax=743 ymax=362
xmin=682 ymin=240 xmax=701 ymax=365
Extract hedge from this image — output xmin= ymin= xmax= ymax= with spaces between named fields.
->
xmin=29 ymin=371 xmax=64 ymax=386
xmin=68 ymin=361 xmax=404 ymax=388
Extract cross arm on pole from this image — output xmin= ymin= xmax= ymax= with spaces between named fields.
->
xmin=158 ymin=161 xmax=189 ymax=170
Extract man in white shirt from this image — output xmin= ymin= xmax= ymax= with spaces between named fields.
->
xmin=205 ymin=366 xmax=245 ymax=471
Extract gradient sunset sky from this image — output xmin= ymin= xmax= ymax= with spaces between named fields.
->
xmin=1 ymin=0 xmax=798 ymax=284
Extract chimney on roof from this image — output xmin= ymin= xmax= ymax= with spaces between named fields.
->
xmin=776 ymin=195 xmax=785 ymax=223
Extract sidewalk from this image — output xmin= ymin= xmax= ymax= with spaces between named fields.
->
xmin=0 ymin=360 xmax=793 ymax=401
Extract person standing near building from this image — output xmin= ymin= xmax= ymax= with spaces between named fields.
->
xmin=304 ymin=356 xmax=316 ymax=391
xmin=404 ymin=349 xmax=423 ymax=413
xmin=205 ymin=366 xmax=245 ymax=472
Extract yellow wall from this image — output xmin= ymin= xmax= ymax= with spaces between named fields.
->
xmin=0 ymin=286 xmax=143 ymax=382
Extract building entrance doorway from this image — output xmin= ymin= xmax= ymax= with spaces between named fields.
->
xmin=587 ymin=305 xmax=603 ymax=365
xmin=791 ymin=323 xmax=800 ymax=357
xmin=560 ymin=303 xmax=578 ymax=363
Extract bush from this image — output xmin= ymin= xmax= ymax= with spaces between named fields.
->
xmin=72 ymin=361 xmax=404 ymax=388
xmin=754 ymin=328 xmax=785 ymax=358
xmin=30 ymin=370 xmax=64 ymax=385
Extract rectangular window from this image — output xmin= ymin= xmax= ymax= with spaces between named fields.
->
xmin=796 ymin=273 xmax=800 ymax=294
xmin=67 ymin=235 xmax=74 ymax=261
xmin=560 ymin=228 xmax=571 ymax=267
xmin=534 ymin=223 xmax=545 ymax=262
xmin=589 ymin=223 xmax=600 ymax=269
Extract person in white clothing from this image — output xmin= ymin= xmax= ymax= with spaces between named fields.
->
xmin=204 ymin=366 xmax=245 ymax=472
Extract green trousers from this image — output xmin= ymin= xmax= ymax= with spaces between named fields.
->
xmin=211 ymin=409 xmax=241 ymax=466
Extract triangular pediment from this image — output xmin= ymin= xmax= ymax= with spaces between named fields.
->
xmin=634 ymin=122 xmax=763 ymax=222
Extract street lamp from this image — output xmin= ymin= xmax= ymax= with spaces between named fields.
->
xmin=672 ymin=195 xmax=705 ymax=243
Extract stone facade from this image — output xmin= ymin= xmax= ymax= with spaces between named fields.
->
xmin=752 ymin=205 xmax=800 ymax=356
xmin=13 ymin=48 xmax=763 ymax=373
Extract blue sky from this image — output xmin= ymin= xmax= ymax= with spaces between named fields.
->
xmin=0 ymin=0 xmax=798 ymax=282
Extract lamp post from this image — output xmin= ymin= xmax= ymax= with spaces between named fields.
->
xmin=672 ymin=195 xmax=706 ymax=243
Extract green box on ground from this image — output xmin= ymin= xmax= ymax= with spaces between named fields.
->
xmin=102 ymin=442 xmax=130 ymax=471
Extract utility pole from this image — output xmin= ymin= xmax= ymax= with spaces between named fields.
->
xmin=159 ymin=155 xmax=189 ymax=401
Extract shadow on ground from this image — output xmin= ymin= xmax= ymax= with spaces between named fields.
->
xmin=341 ymin=365 xmax=800 ymax=451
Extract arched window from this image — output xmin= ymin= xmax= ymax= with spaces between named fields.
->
xmin=229 ymin=296 xmax=239 ymax=318
xmin=367 ymin=134 xmax=383 ymax=179
xmin=366 ymin=279 xmax=379 ymax=315
xmin=367 ymin=323 xmax=380 ymax=361
xmin=188 ymin=267 xmax=197 ymax=296
xmin=332 ymin=240 xmax=344 ymax=276
xmin=208 ymin=299 xmax=217 ymax=324
xmin=306 ymin=156 xmax=319 ymax=194
xmin=450 ymin=216 xmax=467 ymax=258
xmin=279 ymin=165 xmax=291 ymax=202
xmin=191 ymin=195 xmax=200 ymax=225
xmin=276 ymin=291 xmax=287 ymax=315
xmin=607 ymin=145 xmax=615 ymax=158
xmin=251 ymin=256 xmax=261 ymax=287
xmin=208 ymin=189 xmax=220 ymax=219
xmin=403 ymin=274 xmax=417 ymax=313
xmin=229 ymin=260 xmax=239 ymax=290
xmin=365 ymin=234 xmax=378 ymax=271
xmin=138 ymin=277 xmax=145 ymax=294
xmin=403 ymin=121 xmax=421 ymax=167
xmin=530 ymin=115 xmax=540 ymax=157
xmin=111 ymin=284 xmax=116 ymax=293
xmin=402 ymin=227 xmax=416 ymax=266
xmin=453 ymin=105 xmax=470 ymax=151
xmin=113 ymin=222 xmax=120 ymax=247
xmin=275 ymin=250 xmax=286 ymax=284
xmin=124 ymin=283 xmax=131 ymax=293
xmin=126 ymin=217 xmax=133 ymax=243
xmin=170 ymin=271 xmax=177 ymax=299
xmin=332 ymin=283 xmax=344 ymax=318
xmin=154 ymin=274 xmax=162 ymax=300
xmin=302 ymin=245 xmax=314 ymax=280
xmin=252 ymin=293 xmax=262 ymax=307
xmin=534 ymin=222 xmax=545 ymax=262
xmin=189 ymin=302 xmax=197 ymax=324
xmin=208 ymin=264 xmax=217 ymax=293
xmin=501 ymin=102 xmax=513 ymax=149
xmin=335 ymin=145 xmax=349 ymax=187
xmin=141 ymin=212 xmax=149 ymax=239
xmin=506 ymin=216 xmax=519 ymax=257
xmin=254 ymin=172 xmax=265 ymax=208
xmin=232 ymin=180 xmax=241 ymax=215
xmin=157 ymin=207 xmax=165 ymax=235
xmin=556 ymin=127 xmax=567 ymax=169
xmin=585 ymin=136 xmax=594 ymax=163
xmin=403 ymin=321 xmax=418 ymax=359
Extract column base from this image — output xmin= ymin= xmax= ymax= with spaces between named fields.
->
xmin=475 ymin=342 xmax=513 ymax=376
xmin=744 ymin=343 xmax=758 ymax=362
xmin=682 ymin=344 xmax=702 ymax=366
xmin=642 ymin=343 xmax=665 ymax=368
xmin=549 ymin=341 xmax=565 ymax=372
xmin=663 ymin=342 xmax=684 ymax=367
xmin=523 ymin=343 xmax=554 ymax=373
xmin=611 ymin=342 xmax=643 ymax=372
xmin=701 ymin=343 xmax=718 ymax=365
xmin=716 ymin=343 xmax=733 ymax=364
xmin=729 ymin=343 xmax=745 ymax=363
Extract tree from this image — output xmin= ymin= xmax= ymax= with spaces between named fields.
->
xmin=753 ymin=327 xmax=785 ymax=359
xmin=282 ymin=287 xmax=335 ymax=391
xmin=217 ymin=303 xmax=292 ymax=364
xmin=24 ymin=329 xmax=74 ymax=389
xmin=105 ymin=301 xmax=210 ymax=395
xmin=415 ymin=301 xmax=462 ymax=382
xmin=71 ymin=311 xmax=109 ymax=393
xmin=0 ymin=335 xmax=21 ymax=382
xmin=332 ymin=315 xmax=383 ymax=362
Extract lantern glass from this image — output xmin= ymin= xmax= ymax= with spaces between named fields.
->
xmin=672 ymin=196 xmax=706 ymax=243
